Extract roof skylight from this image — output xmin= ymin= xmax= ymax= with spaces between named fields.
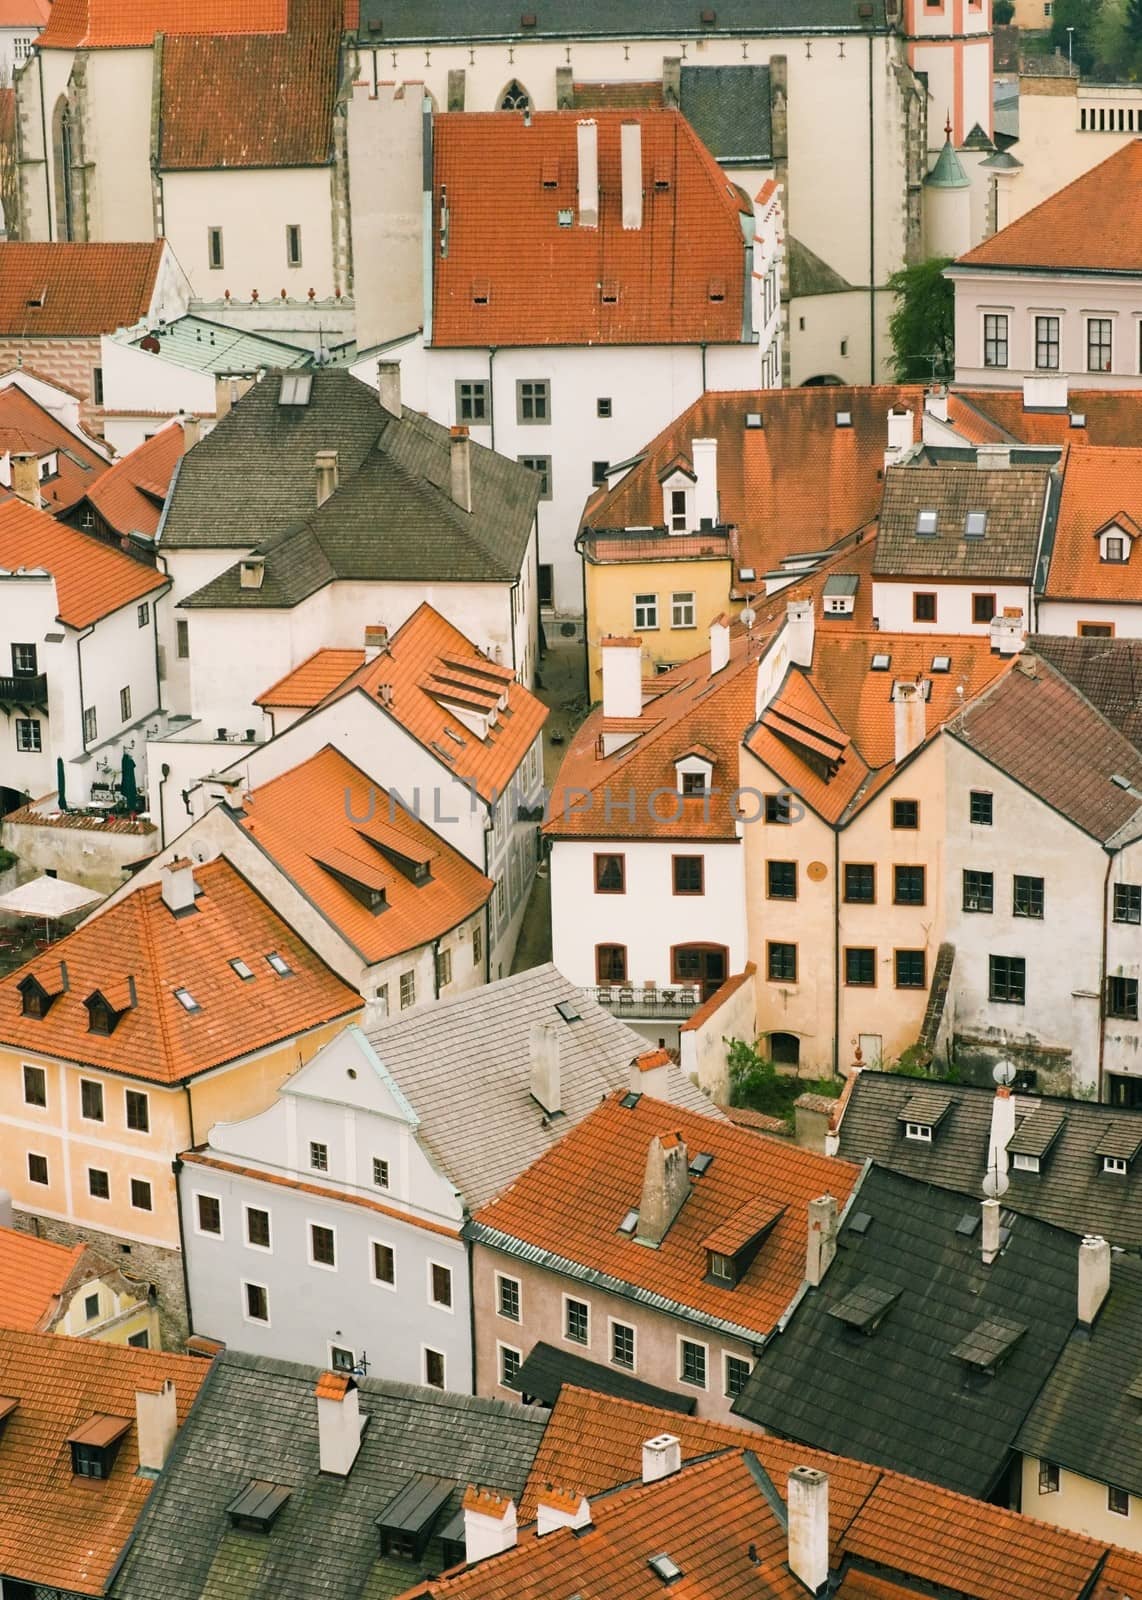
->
xmin=230 ymin=959 xmax=254 ymax=981
xmin=278 ymin=373 xmax=312 ymax=407
xmin=618 ymin=1208 xmax=639 ymax=1235
xmin=964 ymin=511 xmax=987 ymax=538
xmin=931 ymin=654 xmax=951 ymax=673
xmin=835 ymin=411 xmax=852 ymax=428
xmin=871 ymin=652 xmax=891 ymax=671
xmin=266 ymin=951 xmax=293 ymax=977
xmin=916 ymin=509 xmax=938 ymax=536
xmin=648 ymin=1554 xmax=684 ymax=1585
xmin=173 ymin=987 xmax=201 ymax=1013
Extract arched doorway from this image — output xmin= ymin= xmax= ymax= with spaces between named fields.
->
xmin=499 ymin=79 xmax=530 ymax=112
xmin=768 ymin=1032 xmax=801 ymax=1067
xmin=671 ymin=943 xmax=728 ymax=1002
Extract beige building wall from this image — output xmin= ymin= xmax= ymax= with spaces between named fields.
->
xmin=53 ymin=1272 xmax=161 ymax=1348
xmin=1007 ymin=75 xmax=1142 ymax=223
xmin=348 ymin=79 xmax=426 ymax=350
xmin=1020 ymin=1455 xmax=1141 ymax=1551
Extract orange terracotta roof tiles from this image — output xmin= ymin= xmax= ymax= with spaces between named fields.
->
xmin=0 ymin=857 xmax=360 ymax=1084
xmin=956 ymin=141 xmax=1142 ymax=274
xmin=0 ymin=242 xmax=166 ymax=337
xmin=0 ymin=1328 xmax=208 ymax=1594
xmin=313 ymin=1371 xmax=351 ymax=1400
xmin=1044 ymin=445 xmax=1142 ymax=601
xmin=431 ymin=109 xmax=749 ymax=348
xmin=0 ymin=498 xmax=166 ymax=627
xmin=955 ymin=388 xmax=1142 ymax=447
xmin=81 ymin=422 xmax=183 ymax=539
xmin=0 ymin=0 xmax=50 ymax=23
xmin=0 ymin=1229 xmax=85 ymax=1333
xmin=240 ymin=744 xmax=493 ymax=963
xmin=0 ymin=386 xmax=108 ymax=514
xmin=255 ymin=647 xmax=366 ymax=708
xmin=463 ymin=1484 xmax=512 ymax=1515
xmin=714 ymin=1102 xmax=789 ymax=1134
xmin=315 ymin=602 xmax=547 ymax=803
xmin=471 ymin=1092 xmax=859 ymax=1338
xmin=38 ymin=0 xmax=286 ymax=48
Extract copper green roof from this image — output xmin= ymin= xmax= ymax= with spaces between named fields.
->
xmin=925 ymin=137 xmax=971 ymax=190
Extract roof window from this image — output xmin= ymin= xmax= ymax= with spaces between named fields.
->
xmin=557 ymin=208 xmax=573 ymax=227
xmin=266 ymin=951 xmax=293 ymax=977
xmin=849 ymin=1211 xmax=873 ymax=1235
xmin=1070 ymin=412 xmax=1086 ymax=428
xmin=620 ymin=1091 xmax=642 ymax=1110
xmin=173 ymin=987 xmax=201 ymax=1013
xmin=600 ymin=280 xmax=619 ymax=305
xmin=649 ymin=1554 xmax=684 ymax=1585
xmin=916 ymin=509 xmax=938 ymax=536
xmin=904 ymin=1122 xmax=932 ymax=1142
xmin=964 ymin=510 xmax=987 ymax=538
xmin=707 ymin=278 xmax=726 ymax=303
xmin=278 ymin=373 xmax=312 ymax=407
xmin=555 ymin=999 xmax=581 ymax=1023
xmin=230 ymin=958 xmax=254 ymax=981
xmin=471 ymin=279 xmax=490 ymax=306
xmin=745 ymin=412 xmax=763 ymax=429
xmin=1012 ymin=1152 xmax=1040 ymax=1173
xmin=898 ymin=1091 xmax=952 ymax=1137
xmin=226 ymin=1480 xmax=293 ymax=1533
xmin=376 ymin=1474 xmax=453 ymax=1563
xmin=870 ymin=652 xmax=891 ymax=671
xmin=68 ymin=1414 xmax=131 ymax=1479
xmin=688 ymin=1152 xmax=715 ymax=1177
xmin=618 ymin=1208 xmax=640 ymax=1235
xmin=835 ymin=411 xmax=852 ymax=428
xmin=931 ymin=654 xmax=951 ymax=673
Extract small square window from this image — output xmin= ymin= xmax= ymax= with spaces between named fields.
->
xmin=1107 ymin=976 xmax=1139 ymax=1020
xmin=767 ymin=941 xmax=797 ymax=982
xmin=331 ymin=1345 xmax=354 ymax=1373
xmin=913 ymin=592 xmax=937 ymax=623
xmin=765 ymin=794 xmax=793 ymax=824
xmin=1013 ymin=875 xmax=1044 ymax=919
xmin=373 ymin=1241 xmax=395 ymax=1284
xmin=15 ymin=719 xmax=42 ymax=753
xmin=895 ymin=949 xmax=926 ymax=989
xmin=130 ymin=1178 xmax=152 ymax=1211
xmin=518 ymin=454 xmax=552 ymax=499
xmin=973 ymin=593 xmax=997 ymax=625
xmin=990 ymin=955 xmax=1026 ymax=1004
xmin=28 ymin=1152 xmax=48 ymax=1185
xmin=915 ymin=510 xmax=938 ymax=536
xmin=894 ymin=865 xmax=925 ymax=905
xmin=1113 ymin=884 xmax=1141 ymax=924
xmin=843 ymin=864 xmax=875 ymax=903
xmin=969 ymin=791 xmax=993 ymax=826
xmin=964 ymin=511 xmax=987 ymax=539
xmin=23 ymin=1065 xmax=46 ymax=1107
xmin=309 ymin=1141 xmax=328 ymax=1172
xmin=456 ymin=380 xmax=489 ymax=424
xmin=892 ymin=799 xmax=919 ymax=830
xmin=845 ymin=947 xmax=876 ymax=986
xmin=565 ymin=1297 xmax=589 ymax=1344
xmin=597 ymin=397 xmax=612 ymax=418
xmin=963 ymin=869 xmax=994 ymax=913
xmin=766 ymin=860 xmax=797 ymax=900
xmin=88 ymin=1168 xmax=110 ymax=1200
xmin=673 ymin=856 xmax=704 ymax=895
xmin=197 ymin=1194 xmax=221 ymax=1234
xmin=372 ymin=1157 xmax=390 ymax=1189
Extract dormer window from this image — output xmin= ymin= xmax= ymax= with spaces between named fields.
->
xmin=898 ymin=1091 xmax=951 ymax=1142
xmin=1104 ymin=536 xmax=1125 ymax=562
xmin=1103 ymin=1155 xmax=1128 ymax=1175
xmin=68 ymin=1415 xmax=131 ymax=1479
xmin=18 ymin=975 xmax=55 ymax=1019
xmin=681 ymin=771 xmax=708 ymax=795
xmin=84 ymin=992 xmax=121 ymax=1037
xmin=905 ymin=1122 xmax=932 ymax=1142
xmin=227 ymin=1480 xmax=292 ymax=1533
xmin=708 ymin=1251 xmax=735 ymax=1284
xmin=1012 ymin=1152 xmax=1040 ymax=1173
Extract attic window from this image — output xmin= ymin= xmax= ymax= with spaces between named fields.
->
xmin=376 ymin=1474 xmax=453 ymax=1562
xmin=916 ymin=509 xmax=938 ymax=536
xmin=931 ymin=654 xmax=951 ymax=673
xmin=278 ymin=373 xmax=313 ymax=407
xmin=707 ymin=278 xmax=726 ymax=303
xmin=1102 ymin=1156 xmax=1128 ymax=1175
xmin=1070 ymin=413 xmax=1086 ymax=428
xmin=18 ymin=974 xmax=54 ymax=1019
xmin=26 ymin=286 xmax=46 ymax=308
xmin=827 ymin=1281 xmax=900 ymax=1335
xmin=555 ymin=999 xmax=581 ymax=1022
xmin=173 ymin=987 xmax=201 ymax=1013
xmin=649 ymin=1554 xmax=684 ymax=1585
xmin=835 ymin=411 xmax=852 ymax=428
xmin=618 ymin=1208 xmax=640 ymax=1234
xmin=471 ymin=280 xmax=491 ymax=306
xmin=964 ymin=510 xmax=987 ymax=538
xmin=849 ymin=1211 xmax=873 ymax=1235
xmin=68 ymin=1415 xmax=131 ymax=1479
xmin=904 ymin=1122 xmax=932 ymax=1142
xmin=871 ymin=653 xmax=891 ymax=671
xmin=266 ymin=951 xmax=293 ymax=977
xmin=230 ymin=959 xmax=254 ymax=981
xmin=708 ymin=1250 xmax=736 ymax=1284
xmin=85 ymin=993 xmax=120 ymax=1037
xmin=689 ymin=1152 xmax=715 ymax=1177
xmin=654 ymin=162 xmax=671 ymax=190
xmin=951 ymin=1317 xmax=1027 ymax=1374
xmin=557 ymin=208 xmax=573 ymax=227
xmin=226 ymin=1480 xmax=293 ymax=1533
xmin=620 ymin=1091 xmax=642 ymax=1110
xmin=1012 ymin=1152 xmax=1040 ymax=1173
xmin=444 ymin=727 xmax=466 ymax=745
xmin=600 ymin=280 xmax=619 ymax=305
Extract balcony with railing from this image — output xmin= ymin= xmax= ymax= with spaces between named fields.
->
xmin=591 ymin=983 xmax=703 ymax=1020
xmin=0 ymin=672 xmax=48 ymax=709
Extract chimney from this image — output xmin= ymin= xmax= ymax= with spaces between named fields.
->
xmin=989 ymin=611 xmax=1026 ymax=656
xmin=364 ymin=624 xmax=389 ymax=663
xmin=135 ymin=1379 xmax=178 ymax=1473
xmin=529 ymin=1020 xmax=561 ymax=1115
xmin=315 ymin=1371 xmax=366 ymax=1477
xmin=924 ymin=385 xmax=949 ymax=424
xmin=709 ymin=613 xmax=731 ymax=675
xmin=577 ymin=119 xmax=599 ymax=228
xmin=450 ymin=425 xmax=472 ymax=512
xmin=1077 ymin=1234 xmax=1111 ymax=1328
xmin=160 ymin=856 xmax=198 ymax=916
xmin=629 ymin=1047 xmax=670 ymax=1099
xmin=463 ymin=1487 xmax=518 ymax=1561
xmin=976 ymin=443 xmax=1010 ymax=471
xmin=892 ymin=679 xmax=927 ymax=764
xmin=180 ymin=414 xmax=201 ymax=451
xmin=0 ymin=1189 xmax=13 ymax=1230
xmin=239 ymin=556 xmax=265 ymax=590
xmin=884 ymin=407 xmax=913 ymax=468
xmin=620 ymin=121 xmax=643 ymax=229
xmin=692 ymin=437 xmax=718 ymax=527
xmin=377 ymin=360 xmax=402 ymax=416
xmin=315 ymin=448 xmax=339 ymax=506
xmin=536 ymin=1488 xmax=592 ymax=1536
xmin=785 ymin=598 xmax=815 ymax=667
xmin=787 ymin=1467 xmax=829 ymax=1595
xmin=642 ymin=1433 xmax=682 ymax=1483
xmin=805 ymin=1194 xmax=838 ymax=1287
xmin=981 ymin=1196 xmax=1001 ymax=1265
xmin=11 ymin=452 xmax=41 ymax=511
xmin=600 ymin=636 xmax=644 ymax=720
xmin=635 ymin=1131 xmax=690 ymax=1246
xmin=984 ymin=1084 xmax=1016 ymax=1197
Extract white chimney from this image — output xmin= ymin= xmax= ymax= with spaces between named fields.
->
xmin=981 ymin=1196 xmax=1001 ymax=1265
xmin=805 ymin=1194 xmax=838 ymax=1288
xmin=315 ymin=448 xmax=339 ymax=506
xmin=450 ymin=425 xmax=472 ymax=512
xmin=924 ymin=386 xmax=949 ymax=424
xmin=692 ymin=437 xmax=718 ymax=527
xmin=530 ymin=1020 xmax=561 ymax=1115
xmin=601 ymin=636 xmax=643 ymax=720
xmin=785 ymin=598 xmax=815 ymax=668
xmin=160 ymin=856 xmax=198 ymax=915
xmin=364 ymin=625 xmax=388 ymax=663
xmin=787 ymin=1467 xmax=829 ymax=1594
xmin=239 ymin=556 xmax=265 ymax=590
xmin=989 ymin=611 xmax=1026 ymax=656
xmin=1023 ymin=374 xmax=1068 ymax=412
xmin=628 ymin=1047 xmax=670 ymax=1099
xmin=1077 ymin=1234 xmax=1111 ymax=1328
xmin=642 ymin=1433 xmax=682 ymax=1483
xmin=976 ymin=443 xmax=1010 ymax=471
xmin=180 ymin=414 xmax=201 ymax=451
xmin=635 ymin=1131 xmax=690 ymax=1246
xmin=620 ymin=121 xmax=643 ymax=229
xmin=577 ymin=119 xmax=599 ymax=228
xmin=463 ymin=1488 xmax=518 ymax=1561
xmin=11 ymin=453 xmax=42 ymax=511
xmin=135 ymin=1379 xmax=178 ymax=1473
xmin=885 ymin=407 xmax=913 ymax=468
xmin=984 ymin=1084 xmax=1016 ymax=1198
xmin=709 ymin=613 xmax=731 ymax=675
xmin=892 ymin=680 xmax=927 ymax=764
xmin=536 ymin=1489 xmax=592 ymax=1536
xmin=315 ymin=1372 xmax=366 ymax=1477
xmin=377 ymin=360 xmax=402 ymax=416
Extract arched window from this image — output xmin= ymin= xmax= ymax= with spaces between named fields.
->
xmin=500 ymin=79 xmax=530 ymax=112
xmin=52 ymin=96 xmax=77 ymax=241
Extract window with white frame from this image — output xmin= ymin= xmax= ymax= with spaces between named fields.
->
xmin=633 ymin=593 xmax=658 ymax=630
xmin=497 ymin=1274 xmax=521 ymax=1321
xmin=671 ymin=592 xmax=696 ymax=629
xmin=372 ymin=1240 xmax=395 ymax=1285
xmin=610 ymin=1320 xmax=636 ymax=1369
xmin=15 ymin=719 xmax=41 ymax=752
xmin=983 ymin=313 xmax=1008 ymax=368
xmin=679 ymin=1338 xmax=708 ymax=1387
xmin=564 ymin=1296 xmax=589 ymax=1344
xmin=429 ymin=1261 xmax=453 ymax=1308
xmin=1102 ymin=1155 xmax=1128 ymax=1175
xmin=499 ymin=1343 xmax=522 ymax=1385
xmin=904 ymin=1122 xmax=932 ymax=1142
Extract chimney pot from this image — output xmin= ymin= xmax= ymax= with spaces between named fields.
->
xmin=315 ymin=448 xmax=339 ymax=506
xmin=691 ymin=437 xmax=718 ymax=528
xmin=364 ymin=624 xmax=389 ymax=663
xmin=160 ymin=856 xmax=198 ymax=916
xmin=642 ymin=1433 xmax=682 ymax=1483
xmin=620 ymin=121 xmax=643 ymax=229
xmin=787 ymin=1467 xmax=829 ymax=1594
xmin=530 ymin=1020 xmax=562 ymax=1115
xmin=805 ymin=1194 xmax=838 ymax=1287
xmin=1077 ymin=1234 xmax=1111 ymax=1327
xmin=892 ymin=679 xmax=927 ymax=764
xmin=635 ymin=1131 xmax=690 ymax=1246
xmin=629 ymin=1048 xmax=670 ymax=1098
xmin=600 ymin=636 xmax=644 ymax=720
xmin=536 ymin=1489 xmax=592 ymax=1535
xmin=785 ymin=598 xmax=815 ymax=668
xmin=463 ymin=1488 xmax=518 ymax=1561
xmin=981 ymin=1196 xmax=1001 ymax=1265
xmin=135 ymin=1379 xmax=177 ymax=1473
xmin=450 ymin=425 xmax=472 ymax=513
xmin=885 ymin=406 xmax=913 ymax=468
xmin=315 ymin=1372 xmax=366 ymax=1476
xmin=377 ymin=360 xmax=402 ymax=416
xmin=577 ymin=119 xmax=599 ymax=228
xmin=11 ymin=453 xmax=42 ymax=511
xmin=924 ymin=385 xmax=949 ymax=424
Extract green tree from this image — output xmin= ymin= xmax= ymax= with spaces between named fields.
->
xmin=886 ymin=257 xmax=954 ymax=383
xmin=993 ymin=0 xmax=1015 ymax=23
xmin=1050 ymin=0 xmax=1102 ymax=73
xmin=1124 ymin=0 xmax=1142 ymax=66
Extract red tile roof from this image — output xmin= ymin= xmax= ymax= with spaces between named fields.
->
xmin=0 ymin=498 xmax=166 ymax=627
xmin=430 ymin=110 xmax=750 ymax=348
xmin=953 ymin=388 xmax=1142 ymax=447
xmin=0 ymin=242 xmax=166 ymax=337
xmin=471 ymin=1092 xmax=859 ymax=1337
xmin=0 ymin=1229 xmax=85 ymax=1333
xmin=1043 ymin=445 xmax=1142 ymax=601
xmin=240 ymin=744 xmax=494 ymax=964
xmin=80 ymin=422 xmax=183 ymax=539
xmin=0 ymin=386 xmax=108 ymax=514
xmin=38 ymin=0 xmax=286 ymax=48
xmin=157 ymin=0 xmax=341 ymax=169
xmin=956 ymin=141 xmax=1142 ymax=274
xmin=0 ymin=1328 xmax=208 ymax=1594
xmin=0 ymin=0 xmax=49 ymax=22
xmin=255 ymin=647 xmax=367 ymax=709
xmin=0 ymin=857 xmax=360 ymax=1083
xmin=312 ymin=602 xmax=548 ymax=803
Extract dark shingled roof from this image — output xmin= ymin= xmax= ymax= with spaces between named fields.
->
xmin=873 ymin=462 xmax=1052 ymax=579
xmin=945 ymin=653 xmax=1142 ymax=845
xmin=835 ymin=1072 xmax=1142 ymax=1249
xmin=679 ymin=65 xmax=772 ymax=166
xmin=357 ymin=1 xmax=889 ymax=43
xmin=506 ymin=1340 xmax=697 ymax=1414
xmin=1017 ymin=1254 xmax=1142 ymax=1500
xmin=109 ymin=1350 xmax=548 ymax=1600
xmin=731 ymin=1166 xmax=1082 ymax=1497
xmin=162 ymin=369 xmax=537 ymax=605
xmin=1029 ymin=635 xmax=1142 ymax=752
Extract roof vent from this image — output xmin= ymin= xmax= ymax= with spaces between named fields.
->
xmin=649 ymin=1553 xmax=684 ymax=1585
xmin=745 ymin=412 xmax=763 ymax=429
xmin=835 ymin=411 xmax=852 ymax=428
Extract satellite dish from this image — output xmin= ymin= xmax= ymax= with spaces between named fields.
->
xmin=992 ymin=1059 xmax=1016 ymax=1086
xmin=981 ymin=1168 xmax=1010 ymax=1199
xmin=741 ymin=606 xmax=756 ymax=629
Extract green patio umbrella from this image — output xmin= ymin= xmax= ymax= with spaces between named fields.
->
xmin=120 ymin=750 xmax=140 ymax=812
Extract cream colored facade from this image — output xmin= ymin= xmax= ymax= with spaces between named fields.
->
xmin=1020 ymin=1456 xmax=1141 ymax=1552
xmin=51 ymin=1265 xmax=161 ymax=1349
xmin=583 ymin=550 xmax=735 ymax=690
xmin=1006 ymin=75 xmax=1142 ymax=224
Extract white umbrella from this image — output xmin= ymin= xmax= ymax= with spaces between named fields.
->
xmin=0 ymin=875 xmax=104 ymax=921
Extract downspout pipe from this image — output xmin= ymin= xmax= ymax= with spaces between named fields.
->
xmin=832 ymin=824 xmax=841 ymax=1077
xmin=1098 ymin=849 xmax=1114 ymax=1103
xmin=867 ymin=32 xmax=876 ymax=384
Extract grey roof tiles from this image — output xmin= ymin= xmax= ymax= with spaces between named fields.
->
xmin=874 ymin=463 xmax=1051 ymax=580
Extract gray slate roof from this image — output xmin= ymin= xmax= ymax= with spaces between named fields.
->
xmin=835 ymin=1071 xmax=1142 ymax=1248
xmin=110 ymin=1351 xmax=548 ymax=1600
xmin=874 ymin=462 xmax=1052 ymax=579
xmin=679 ymin=66 xmax=772 ymax=166
xmin=731 ymin=1165 xmax=1082 ymax=1497
xmin=162 ymin=370 xmax=537 ymax=605
xmin=1017 ymin=1253 xmax=1142 ymax=1499
xmin=357 ymin=1 xmax=888 ymax=43
xmin=367 ymin=963 xmax=719 ymax=1210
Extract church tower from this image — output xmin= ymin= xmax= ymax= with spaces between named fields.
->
xmin=902 ymin=0 xmax=994 ymax=154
